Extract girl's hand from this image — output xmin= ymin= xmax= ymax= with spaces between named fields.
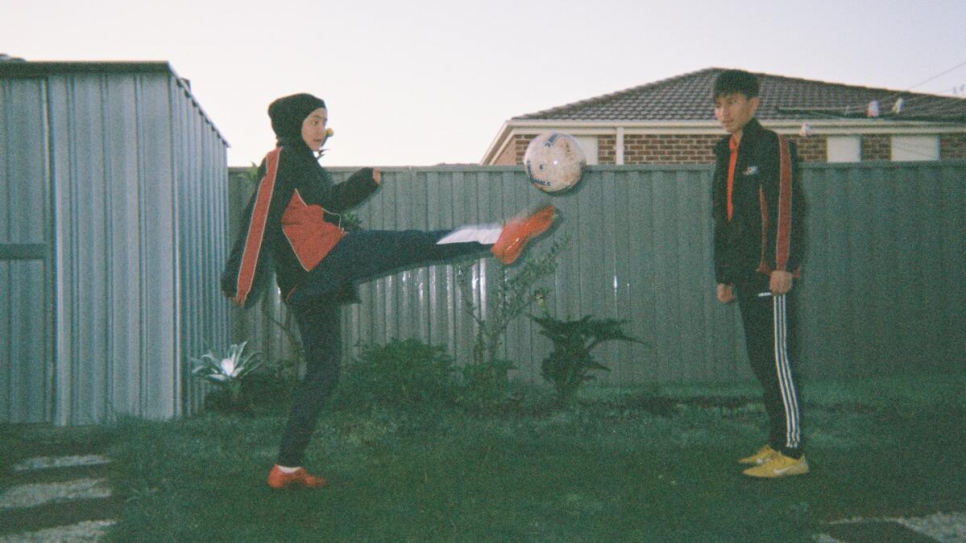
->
xmin=717 ymin=283 xmax=735 ymax=304
xmin=373 ymin=168 xmax=381 ymax=185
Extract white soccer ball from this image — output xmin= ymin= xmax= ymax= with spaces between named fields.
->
xmin=523 ymin=132 xmax=586 ymax=193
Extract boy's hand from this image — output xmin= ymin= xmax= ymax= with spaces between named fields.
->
xmin=769 ymin=271 xmax=793 ymax=295
xmin=373 ymin=168 xmax=381 ymax=184
xmin=717 ymin=284 xmax=735 ymax=304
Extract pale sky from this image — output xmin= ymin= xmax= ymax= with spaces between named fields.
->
xmin=3 ymin=0 xmax=965 ymax=167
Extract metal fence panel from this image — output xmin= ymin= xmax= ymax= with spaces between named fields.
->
xmin=229 ymin=161 xmax=965 ymax=386
xmin=795 ymin=161 xmax=966 ymax=378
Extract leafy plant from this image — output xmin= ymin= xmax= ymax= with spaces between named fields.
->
xmin=531 ymin=306 xmax=643 ymax=405
xmin=337 ymin=338 xmax=458 ymax=410
xmin=456 ymin=237 xmax=567 ymax=379
xmin=190 ymin=342 xmax=264 ymax=409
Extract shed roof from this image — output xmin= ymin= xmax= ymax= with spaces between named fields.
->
xmin=0 ymin=59 xmax=174 ymax=76
xmin=0 ymin=57 xmax=228 ymax=145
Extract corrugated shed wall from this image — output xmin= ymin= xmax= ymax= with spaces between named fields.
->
xmin=230 ymin=161 xmax=964 ymax=385
xmin=171 ymin=73 xmax=232 ymax=420
xmin=0 ymin=63 xmax=230 ymax=425
xmin=0 ymin=76 xmax=53 ymax=423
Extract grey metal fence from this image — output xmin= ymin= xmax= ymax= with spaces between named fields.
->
xmin=228 ymin=161 xmax=965 ymax=385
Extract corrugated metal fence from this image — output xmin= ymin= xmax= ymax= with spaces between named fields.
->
xmin=229 ymin=161 xmax=965 ymax=385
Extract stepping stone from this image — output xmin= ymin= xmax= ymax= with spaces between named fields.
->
xmin=820 ymin=511 xmax=966 ymax=543
xmin=12 ymin=456 xmax=112 ymax=473
xmin=0 ymin=495 xmax=123 ymax=538
xmin=896 ymin=511 xmax=966 ymax=542
xmin=824 ymin=518 xmax=946 ymax=543
xmin=0 ymin=479 xmax=112 ymax=511
xmin=0 ymin=519 xmax=116 ymax=543
xmin=0 ymin=454 xmax=118 ymax=542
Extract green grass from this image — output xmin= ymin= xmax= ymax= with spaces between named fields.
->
xmin=2 ymin=373 xmax=964 ymax=543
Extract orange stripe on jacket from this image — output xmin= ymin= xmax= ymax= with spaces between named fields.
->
xmin=234 ymin=148 xmax=281 ymax=305
xmin=757 ymin=190 xmax=770 ymax=274
xmin=726 ymin=135 xmax=739 ymax=221
xmin=775 ymin=135 xmax=793 ymax=271
xmin=756 ymin=135 xmax=794 ymax=275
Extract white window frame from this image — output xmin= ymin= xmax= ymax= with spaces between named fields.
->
xmin=826 ymin=136 xmax=861 ymax=163
xmin=891 ymin=135 xmax=939 ymax=161
xmin=575 ymin=136 xmax=599 ymax=166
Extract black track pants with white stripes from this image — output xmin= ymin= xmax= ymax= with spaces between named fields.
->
xmin=735 ymin=279 xmax=804 ymax=458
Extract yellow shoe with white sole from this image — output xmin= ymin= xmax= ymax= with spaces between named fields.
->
xmin=738 ymin=445 xmax=778 ymax=465
xmin=742 ymin=453 xmax=809 ymax=478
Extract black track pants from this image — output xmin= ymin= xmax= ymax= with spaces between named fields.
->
xmin=276 ymin=302 xmax=341 ymax=467
xmin=735 ymin=278 xmax=804 ymax=457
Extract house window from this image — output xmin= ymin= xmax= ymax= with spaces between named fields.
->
xmin=575 ymin=136 xmax=599 ymax=165
xmin=827 ymin=136 xmax=861 ymax=163
xmin=892 ymin=135 xmax=939 ymax=161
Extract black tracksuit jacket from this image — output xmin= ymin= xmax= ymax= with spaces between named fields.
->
xmin=221 ymin=139 xmax=378 ymax=307
xmin=711 ymin=119 xmax=806 ymax=285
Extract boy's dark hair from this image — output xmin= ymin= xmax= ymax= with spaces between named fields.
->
xmin=713 ymin=70 xmax=760 ymax=99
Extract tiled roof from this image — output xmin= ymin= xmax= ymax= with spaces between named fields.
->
xmin=515 ymin=68 xmax=966 ymax=123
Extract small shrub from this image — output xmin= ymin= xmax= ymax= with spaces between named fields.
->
xmin=240 ymin=368 xmax=296 ymax=410
xmin=457 ymin=357 xmax=516 ymax=414
xmin=338 ymin=339 xmax=458 ymax=410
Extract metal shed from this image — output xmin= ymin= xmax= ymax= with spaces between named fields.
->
xmin=0 ymin=60 xmax=230 ymax=425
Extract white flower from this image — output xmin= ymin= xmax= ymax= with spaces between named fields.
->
xmin=190 ymin=342 xmax=263 ymax=387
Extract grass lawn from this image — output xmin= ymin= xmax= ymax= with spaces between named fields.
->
xmin=2 ymin=372 xmax=963 ymax=543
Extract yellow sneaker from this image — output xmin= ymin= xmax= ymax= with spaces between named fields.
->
xmin=742 ymin=453 xmax=809 ymax=478
xmin=738 ymin=445 xmax=778 ymax=465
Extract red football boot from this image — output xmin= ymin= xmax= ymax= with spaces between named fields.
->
xmin=491 ymin=205 xmax=557 ymax=265
xmin=267 ymin=465 xmax=327 ymax=489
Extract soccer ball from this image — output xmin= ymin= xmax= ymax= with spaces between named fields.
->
xmin=523 ymin=132 xmax=586 ymax=193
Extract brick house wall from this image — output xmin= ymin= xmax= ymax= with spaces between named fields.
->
xmin=515 ymin=135 xmax=534 ymax=165
xmin=791 ymin=135 xmax=826 ymax=163
xmin=861 ymin=135 xmax=891 ymax=161
xmin=493 ymin=137 xmax=521 ymax=165
xmin=620 ymin=134 xmax=826 ymax=164
xmin=495 ymin=132 xmax=963 ymax=166
xmin=623 ymin=135 xmax=717 ymax=164
xmin=941 ymin=134 xmax=966 ymax=159
xmin=487 ymin=135 xmax=536 ymax=166
xmin=599 ymin=136 xmax=617 ymax=164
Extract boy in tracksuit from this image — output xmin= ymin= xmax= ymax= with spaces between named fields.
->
xmin=711 ymin=70 xmax=808 ymax=478
xmin=222 ymin=93 xmax=556 ymax=489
